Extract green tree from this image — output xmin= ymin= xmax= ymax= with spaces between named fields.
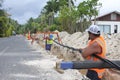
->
xmin=59 ymin=5 xmax=78 ymax=33
xmin=43 ymin=0 xmax=75 ymax=26
xmin=0 ymin=0 xmax=17 ymax=37
xmin=43 ymin=0 xmax=59 ymax=26
xmin=23 ymin=0 xmax=101 ymax=34
xmin=77 ymin=0 xmax=101 ymax=32
xmin=0 ymin=16 xmax=8 ymax=37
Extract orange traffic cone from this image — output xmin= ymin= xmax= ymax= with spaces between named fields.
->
xmin=27 ymin=31 xmax=31 ymax=40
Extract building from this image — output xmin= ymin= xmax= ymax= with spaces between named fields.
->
xmin=92 ymin=11 xmax=120 ymax=34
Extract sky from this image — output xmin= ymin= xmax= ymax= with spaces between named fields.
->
xmin=3 ymin=0 xmax=120 ymax=24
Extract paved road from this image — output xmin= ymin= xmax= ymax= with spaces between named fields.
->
xmin=0 ymin=35 xmax=43 ymax=80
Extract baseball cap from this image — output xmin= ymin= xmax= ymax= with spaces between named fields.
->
xmin=87 ymin=25 xmax=100 ymax=34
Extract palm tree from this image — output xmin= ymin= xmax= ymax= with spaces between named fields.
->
xmin=43 ymin=0 xmax=75 ymax=26
xmin=43 ymin=0 xmax=59 ymax=25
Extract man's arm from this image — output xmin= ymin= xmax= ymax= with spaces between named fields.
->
xmin=81 ymin=41 xmax=102 ymax=58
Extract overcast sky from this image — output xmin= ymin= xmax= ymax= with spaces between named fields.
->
xmin=3 ymin=0 xmax=120 ymax=24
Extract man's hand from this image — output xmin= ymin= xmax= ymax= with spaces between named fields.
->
xmin=79 ymin=48 xmax=83 ymax=53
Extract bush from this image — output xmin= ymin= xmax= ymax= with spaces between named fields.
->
xmin=49 ymin=24 xmax=57 ymax=31
xmin=0 ymin=34 xmax=5 ymax=37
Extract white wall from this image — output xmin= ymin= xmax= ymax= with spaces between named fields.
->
xmin=92 ymin=21 xmax=120 ymax=34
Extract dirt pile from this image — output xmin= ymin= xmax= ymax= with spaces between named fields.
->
xmin=54 ymin=31 xmax=120 ymax=60
xmin=104 ymin=33 xmax=120 ymax=59
xmin=30 ymin=31 xmax=120 ymax=80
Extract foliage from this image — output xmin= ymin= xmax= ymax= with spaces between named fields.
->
xmin=59 ymin=5 xmax=78 ymax=33
xmin=0 ymin=16 xmax=7 ymax=37
xmin=76 ymin=0 xmax=102 ymax=32
xmin=17 ymin=0 xmax=102 ymax=34
xmin=44 ymin=0 xmax=59 ymax=14
xmin=0 ymin=1 xmax=20 ymax=37
xmin=59 ymin=0 xmax=75 ymax=7
xmin=49 ymin=24 xmax=57 ymax=31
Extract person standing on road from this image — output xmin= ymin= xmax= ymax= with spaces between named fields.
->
xmin=80 ymin=25 xmax=106 ymax=80
xmin=46 ymin=34 xmax=54 ymax=51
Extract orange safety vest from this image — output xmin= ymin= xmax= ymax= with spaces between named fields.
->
xmin=87 ymin=35 xmax=106 ymax=79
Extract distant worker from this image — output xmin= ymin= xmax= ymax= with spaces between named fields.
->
xmin=12 ymin=31 xmax=16 ymax=36
xmin=27 ymin=31 xmax=31 ymax=40
xmin=45 ymin=34 xmax=54 ymax=51
xmin=80 ymin=25 xmax=106 ymax=80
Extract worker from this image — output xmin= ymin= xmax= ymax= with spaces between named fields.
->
xmin=45 ymin=34 xmax=54 ymax=51
xmin=80 ymin=25 xmax=106 ymax=80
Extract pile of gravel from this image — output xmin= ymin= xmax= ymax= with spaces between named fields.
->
xmin=57 ymin=31 xmax=120 ymax=59
xmin=30 ymin=31 xmax=120 ymax=80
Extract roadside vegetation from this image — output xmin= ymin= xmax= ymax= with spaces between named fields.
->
xmin=0 ymin=0 xmax=101 ymax=37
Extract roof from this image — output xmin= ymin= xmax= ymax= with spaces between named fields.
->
xmin=92 ymin=11 xmax=120 ymax=20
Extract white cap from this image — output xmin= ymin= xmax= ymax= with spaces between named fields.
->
xmin=87 ymin=25 xmax=100 ymax=34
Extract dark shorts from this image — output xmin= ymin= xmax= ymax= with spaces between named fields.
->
xmin=86 ymin=70 xmax=101 ymax=80
xmin=46 ymin=44 xmax=52 ymax=51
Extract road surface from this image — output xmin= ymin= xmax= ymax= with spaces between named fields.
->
xmin=0 ymin=35 xmax=45 ymax=80
xmin=0 ymin=35 xmax=86 ymax=80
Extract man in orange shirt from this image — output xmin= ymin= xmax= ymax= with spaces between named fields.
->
xmin=80 ymin=25 xmax=106 ymax=80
